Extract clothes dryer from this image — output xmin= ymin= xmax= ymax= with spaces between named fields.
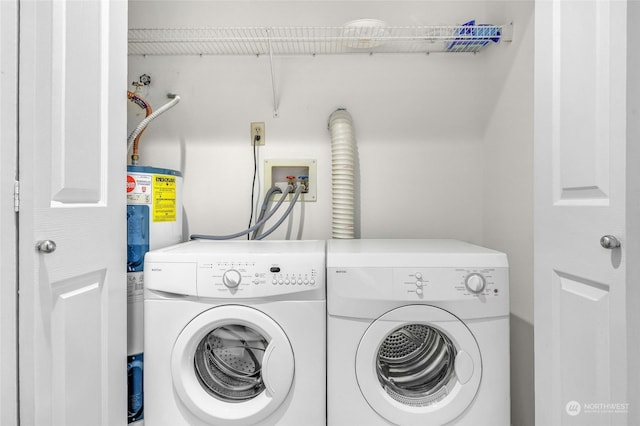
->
xmin=144 ymin=240 xmax=326 ymax=426
xmin=327 ymin=239 xmax=510 ymax=426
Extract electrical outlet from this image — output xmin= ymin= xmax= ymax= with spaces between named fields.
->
xmin=250 ymin=122 xmax=265 ymax=146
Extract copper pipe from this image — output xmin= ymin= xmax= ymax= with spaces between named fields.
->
xmin=127 ymin=91 xmax=152 ymax=163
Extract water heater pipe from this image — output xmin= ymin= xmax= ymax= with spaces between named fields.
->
xmin=127 ymin=94 xmax=181 ymax=164
xmin=127 ymin=91 xmax=152 ymax=164
xmin=328 ymin=109 xmax=356 ymax=239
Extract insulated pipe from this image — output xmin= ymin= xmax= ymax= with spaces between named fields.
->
xmin=127 ymin=94 xmax=181 ymax=164
xmin=328 ymin=109 xmax=356 ymax=239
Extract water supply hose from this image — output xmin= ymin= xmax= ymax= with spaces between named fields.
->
xmin=127 ymin=94 xmax=181 ymax=164
xmin=328 ymin=109 xmax=356 ymax=239
xmin=254 ymin=184 xmax=305 ymax=240
xmin=190 ymin=185 xmax=294 ymax=241
xmin=127 ymin=91 xmax=152 ymax=164
xmin=251 ymin=186 xmax=284 ymax=240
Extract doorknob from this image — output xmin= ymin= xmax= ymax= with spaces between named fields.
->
xmin=600 ymin=235 xmax=620 ymax=249
xmin=36 ymin=240 xmax=57 ymax=253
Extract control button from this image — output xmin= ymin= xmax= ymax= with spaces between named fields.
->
xmin=310 ymin=279 xmax=316 ymax=285
xmin=416 ymin=288 xmax=423 ymax=296
xmin=285 ymin=279 xmax=290 ymax=285
xmin=415 ymin=272 xmax=423 ymax=280
xmin=304 ymin=279 xmax=309 ymax=285
xmin=272 ymin=279 xmax=277 ymax=285
xmin=298 ymin=279 xmax=303 ymax=285
xmin=222 ymin=269 xmax=242 ymax=289
xmin=278 ymin=280 xmax=284 ymax=285
xmin=465 ymin=273 xmax=486 ymax=294
xmin=416 ymin=281 xmax=423 ymax=288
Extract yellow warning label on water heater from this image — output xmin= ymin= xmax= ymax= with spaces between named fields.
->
xmin=152 ymin=174 xmax=177 ymax=222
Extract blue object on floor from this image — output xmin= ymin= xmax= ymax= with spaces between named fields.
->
xmin=128 ymin=353 xmax=144 ymax=423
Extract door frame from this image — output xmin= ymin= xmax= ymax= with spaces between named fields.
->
xmin=0 ymin=0 xmax=18 ymax=424
xmin=626 ymin=1 xmax=640 ymax=420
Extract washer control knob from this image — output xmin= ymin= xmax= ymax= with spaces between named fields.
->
xmin=222 ymin=269 xmax=242 ymax=288
xmin=465 ymin=273 xmax=486 ymax=294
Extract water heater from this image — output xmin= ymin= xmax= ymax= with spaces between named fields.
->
xmin=126 ymin=165 xmax=183 ymax=424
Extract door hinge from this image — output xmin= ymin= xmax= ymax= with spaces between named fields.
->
xmin=13 ymin=181 xmax=19 ymax=212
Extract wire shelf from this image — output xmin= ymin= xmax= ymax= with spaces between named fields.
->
xmin=128 ymin=24 xmax=505 ymax=56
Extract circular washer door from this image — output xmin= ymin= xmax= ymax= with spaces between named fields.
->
xmin=355 ymin=305 xmax=482 ymax=426
xmin=171 ymin=305 xmax=295 ymax=425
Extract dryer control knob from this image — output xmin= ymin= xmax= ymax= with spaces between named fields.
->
xmin=222 ymin=269 xmax=242 ymax=288
xmin=465 ymin=273 xmax=486 ymax=294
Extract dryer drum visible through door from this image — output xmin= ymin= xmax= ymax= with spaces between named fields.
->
xmin=356 ymin=305 xmax=482 ymax=425
xmin=377 ymin=323 xmax=459 ymax=402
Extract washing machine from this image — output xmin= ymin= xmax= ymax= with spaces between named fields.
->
xmin=327 ymin=239 xmax=510 ymax=426
xmin=143 ymin=239 xmax=326 ymax=426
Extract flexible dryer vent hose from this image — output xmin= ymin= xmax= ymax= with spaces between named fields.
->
xmin=328 ymin=109 xmax=356 ymax=239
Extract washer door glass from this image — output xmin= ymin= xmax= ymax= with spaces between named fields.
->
xmin=355 ymin=305 xmax=482 ymax=426
xmin=194 ymin=324 xmax=268 ymax=402
xmin=171 ymin=306 xmax=295 ymax=425
xmin=377 ymin=323 xmax=458 ymax=406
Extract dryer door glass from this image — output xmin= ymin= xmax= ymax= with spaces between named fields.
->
xmin=376 ymin=324 xmax=457 ymax=407
xmin=194 ymin=324 xmax=268 ymax=402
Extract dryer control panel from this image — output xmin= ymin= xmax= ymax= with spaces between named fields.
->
xmin=396 ymin=268 xmax=507 ymax=299
xmin=327 ymin=266 xmax=509 ymax=318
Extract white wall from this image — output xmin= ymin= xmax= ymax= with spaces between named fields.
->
xmin=128 ymin=1 xmax=534 ymax=424
xmin=482 ymin=2 xmax=534 ymax=426
xmin=129 ymin=52 xmax=490 ymax=241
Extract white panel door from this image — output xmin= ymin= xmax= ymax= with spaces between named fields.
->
xmin=18 ymin=0 xmax=127 ymax=425
xmin=0 ymin=0 xmax=18 ymax=425
xmin=534 ymin=0 xmax=629 ymax=425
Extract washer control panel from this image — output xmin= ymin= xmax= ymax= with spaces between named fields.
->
xmin=144 ymin=240 xmax=325 ymax=299
xmin=196 ymin=258 xmax=322 ymax=298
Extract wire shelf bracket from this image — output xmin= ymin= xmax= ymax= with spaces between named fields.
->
xmin=266 ymin=29 xmax=279 ymax=118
